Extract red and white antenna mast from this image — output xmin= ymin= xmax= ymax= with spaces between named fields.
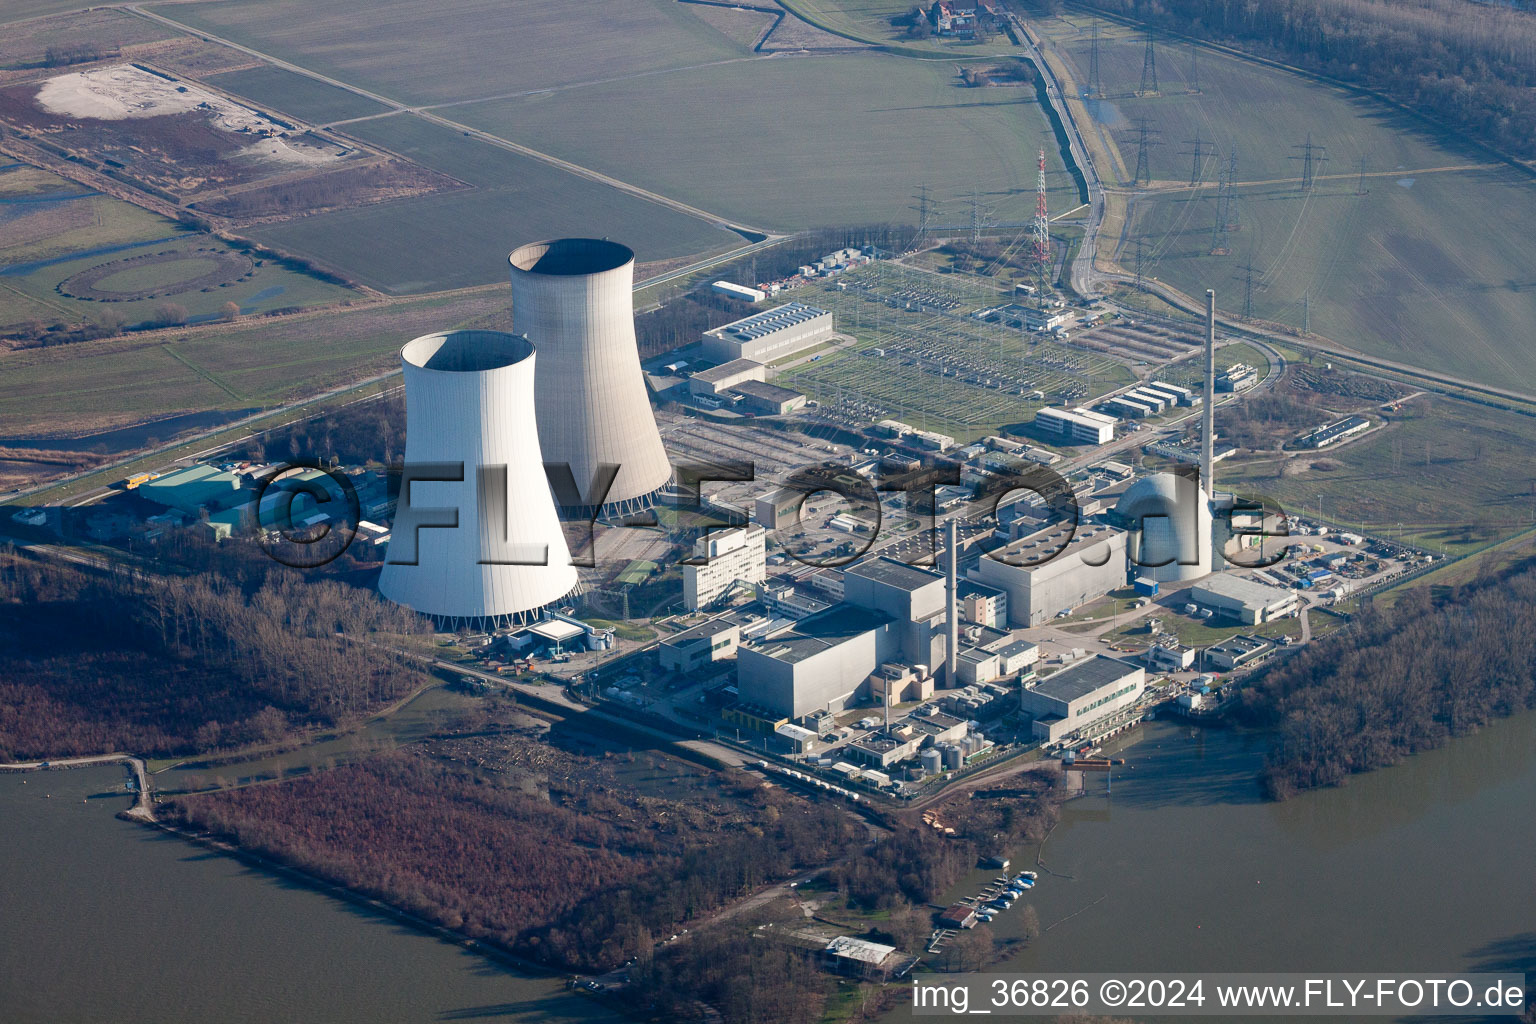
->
xmin=1030 ymin=149 xmax=1051 ymax=300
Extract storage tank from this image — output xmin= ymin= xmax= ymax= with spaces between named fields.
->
xmin=509 ymin=238 xmax=671 ymax=516
xmin=942 ymin=744 xmax=963 ymax=770
xmin=920 ymin=748 xmax=943 ymax=774
xmin=379 ymin=330 xmax=578 ymax=626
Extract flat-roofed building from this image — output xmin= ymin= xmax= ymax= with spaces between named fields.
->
xmin=683 ymin=524 xmax=767 ymax=611
xmin=729 ymin=379 xmax=807 ymax=415
xmin=689 ymin=358 xmax=766 ymax=396
xmin=754 ymin=486 xmax=804 ymax=530
xmin=958 ymin=579 xmax=1008 ymax=629
xmin=1204 ymin=633 xmax=1276 ymax=670
xmin=1143 ymin=380 xmax=1194 ymax=405
xmin=658 ymin=618 xmax=741 ymax=673
xmin=844 ymin=556 xmax=946 ymax=622
xmin=1124 ymin=388 xmax=1168 ymax=412
xmin=702 ymin=302 xmax=833 ymax=363
xmin=844 ymin=556 xmax=950 ymax=668
xmin=956 ymin=647 xmax=1002 ymax=685
xmin=1022 ymin=655 xmax=1145 ymax=743
xmin=971 ymin=523 xmax=1127 ymax=627
xmin=1191 ymin=574 xmax=1299 ymax=625
xmin=1143 ymin=642 xmax=1196 ymax=672
xmin=1107 ymin=396 xmax=1155 ymax=419
xmin=1035 ymin=406 xmax=1117 ymax=445
xmin=737 ymin=604 xmax=896 ymax=717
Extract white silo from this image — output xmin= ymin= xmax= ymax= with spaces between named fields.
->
xmin=509 ymin=238 xmax=671 ymax=516
xmin=379 ymin=330 xmax=577 ymax=627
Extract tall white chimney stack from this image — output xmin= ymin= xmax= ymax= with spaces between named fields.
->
xmin=1202 ymin=289 xmax=1216 ymax=500
xmin=946 ymin=517 xmax=959 ymax=686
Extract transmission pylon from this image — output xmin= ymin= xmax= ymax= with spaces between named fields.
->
xmin=1132 ymin=118 xmax=1158 ymax=186
xmin=1226 ymin=149 xmax=1241 ymax=233
xmin=1295 ymin=133 xmax=1326 ymax=191
xmin=1187 ymin=129 xmax=1204 ymax=187
xmin=1302 ymin=292 xmax=1310 ymax=334
xmin=1240 ymin=262 xmax=1255 ymax=318
xmin=1355 ymin=156 xmax=1369 ymax=196
xmin=1134 ymin=237 xmax=1145 ymax=292
xmin=1088 ymin=19 xmax=1103 ymax=99
xmin=912 ymin=183 xmax=937 ymax=242
xmin=1188 ymin=41 xmax=1200 ymax=93
xmin=1030 ymin=149 xmax=1052 ymax=300
xmin=968 ymin=190 xmax=992 ymax=243
xmin=1210 ymin=180 xmax=1231 ymax=255
xmin=1138 ymin=29 xmax=1158 ymax=96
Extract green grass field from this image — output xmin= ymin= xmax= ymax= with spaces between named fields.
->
xmin=0 ymin=287 xmax=507 ymax=437
xmin=1034 ymin=13 xmax=1536 ymax=395
xmin=0 ymin=165 xmax=354 ymax=329
xmin=453 ymin=53 xmax=1069 ymax=231
xmin=164 ymin=0 xmax=747 ymax=105
xmin=204 ymin=65 xmax=392 ymax=124
xmin=246 ymin=116 xmax=736 ymax=294
xmin=1219 ymin=394 xmax=1536 ymax=554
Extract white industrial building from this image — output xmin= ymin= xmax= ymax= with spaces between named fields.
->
xmin=711 ymin=280 xmax=765 ymax=303
xmin=1021 ymin=656 xmax=1145 ymax=744
xmin=736 ymin=605 xmax=896 ymax=718
xmin=658 ymin=618 xmax=741 ymax=673
xmin=971 ymin=523 xmax=1127 ymax=627
xmin=702 ymin=302 xmax=833 ymax=363
xmin=509 ymin=238 xmax=671 ymax=516
xmin=683 ymin=523 xmax=767 ymax=610
xmin=688 ymin=358 xmax=766 ymax=396
xmin=379 ymin=330 xmax=577 ymax=627
xmin=842 ymin=556 xmax=949 ymax=672
xmin=1190 ymin=574 xmax=1300 ymax=624
xmin=1035 ymin=406 xmax=1117 ymax=445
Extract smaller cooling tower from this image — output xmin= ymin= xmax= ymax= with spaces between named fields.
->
xmin=379 ymin=330 xmax=577 ymax=627
xmin=510 ymin=238 xmax=671 ymax=516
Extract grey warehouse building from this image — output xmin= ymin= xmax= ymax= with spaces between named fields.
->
xmin=1190 ymin=574 xmax=1300 ymax=624
xmin=702 ymin=302 xmax=833 ymax=363
xmin=736 ymin=604 xmax=896 ymax=718
xmin=971 ymin=523 xmax=1127 ymax=627
xmin=843 ymin=556 xmax=950 ymax=672
xmin=1021 ymin=655 xmax=1145 ymax=744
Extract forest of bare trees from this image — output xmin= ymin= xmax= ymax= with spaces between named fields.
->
xmin=164 ymin=745 xmax=864 ymax=973
xmin=1238 ymin=557 xmax=1536 ymax=797
xmin=0 ymin=547 xmax=426 ymax=758
xmin=1096 ymin=0 xmax=1536 ymax=158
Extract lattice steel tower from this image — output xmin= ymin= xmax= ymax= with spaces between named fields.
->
xmin=1139 ymin=29 xmax=1159 ymax=96
xmin=1031 ymin=149 xmax=1052 ymax=298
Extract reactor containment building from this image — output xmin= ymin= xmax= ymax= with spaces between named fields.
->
xmin=509 ymin=238 xmax=671 ymax=517
xmin=379 ymin=330 xmax=578 ymax=628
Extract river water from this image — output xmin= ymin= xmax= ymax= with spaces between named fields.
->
xmin=4 ymin=714 xmax=1533 ymax=1022
xmin=0 ymin=765 xmax=617 ymax=1024
xmin=950 ymin=711 xmax=1536 ymax=1019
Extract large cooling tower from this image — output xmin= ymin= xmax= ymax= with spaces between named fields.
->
xmin=379 ymin=330 xmax=577 ymax=626
xmin=509 ymin=238 xmax=671 ymax=516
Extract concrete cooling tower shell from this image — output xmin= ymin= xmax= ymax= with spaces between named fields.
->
xmin=1114 ymin=472 xmax=1213 ymax=584
xmin=379 ymin=330 xmax=577 ymax=626
xmin=509 ymin=238 xmax=671 ymax=515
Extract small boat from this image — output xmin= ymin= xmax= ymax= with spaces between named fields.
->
xmin=1015 ymin=870 xmax=1038 ymax=881
xmin=1015 ymin=878 xmax=1036 ymax=889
